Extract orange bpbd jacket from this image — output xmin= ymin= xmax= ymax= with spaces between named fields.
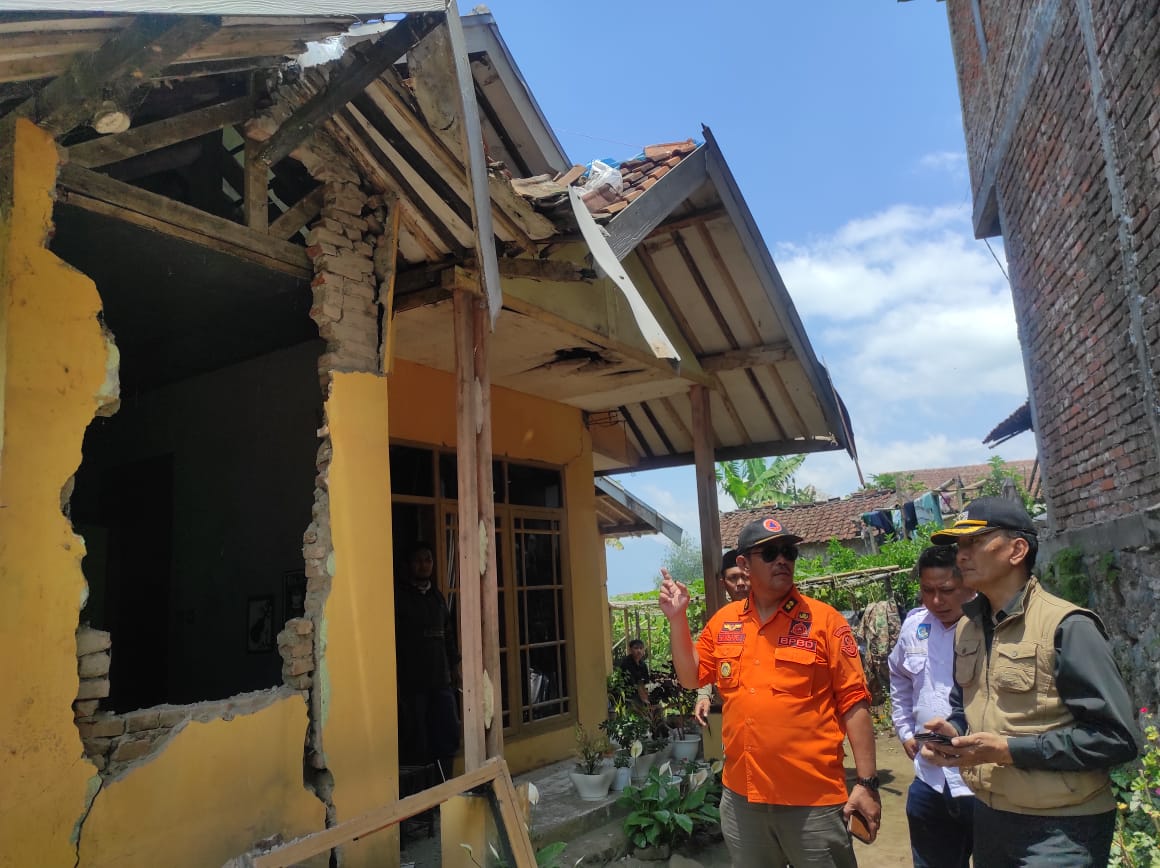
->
xmin=696 ymin=586 xmax=870 ymax=806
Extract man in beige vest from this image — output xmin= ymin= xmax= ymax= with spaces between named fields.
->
xmin=920 ymin=497 xmax=1138 ymax=866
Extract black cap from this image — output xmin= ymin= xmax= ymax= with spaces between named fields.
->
xmin=721 ymin=548 xmax=739 ymax=571
xmin=930 ymin=496 xmax=1036 ymax=545
xmin=735 ymin=517 xmax=803 ymax=553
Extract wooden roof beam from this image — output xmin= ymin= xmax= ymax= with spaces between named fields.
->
xmin=596 ymin=435 xmax=842 ymax=474
xmin=256 ymin=12 xmax=441 ymax=167
xmin=12 ymin=15 xmax=221 ymax=138
xmin=67 ymin=95 xmax=254 ymax=169
xmin=699 ymin=342 xmax=795 ymax=372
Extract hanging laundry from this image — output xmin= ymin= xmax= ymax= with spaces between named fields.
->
xmin=891 ymin=509 xmax=904 ymax=539
xmin=862 ymin=510 xmax=894 ymax=534
xmin=902 ymin=501 xmax=918 ymax=537
xmin=914 ymin=491 xmax=943 ymax=528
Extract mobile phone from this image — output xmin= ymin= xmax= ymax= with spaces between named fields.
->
xmin=847 ymin=809 xmax=872 ymax=844
xmin=914 ymin=730 xmax=955 ymax=746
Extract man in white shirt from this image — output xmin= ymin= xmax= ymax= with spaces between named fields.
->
xmin=889 ymin=545 xmax=976 ymax=868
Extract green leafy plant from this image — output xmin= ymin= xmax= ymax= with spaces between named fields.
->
xmin=1109 ymin=707 xmax=1160 ymax=867
xmin=573 ymin=723 xmax=609 ymax=776
xmin=648 ymin=662 xmax=700 ymax=738
xmin=601 ymin=668 xmax=651 ymax=747
xmin=612 ymin=749 xmax=633 ymax=769
xmin=715 ymin=455 xmax=814 ymax=508
xmin=618 ymin=763 xmax=721 ymax=851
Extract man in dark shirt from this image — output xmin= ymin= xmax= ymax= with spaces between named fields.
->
xmin=394 ymin=540 xmax=459 ymax=780
xmin=921 ymin=498 xmax=1138 ymax=866
xmin=618 ymin=638 xmax=651 ymax=704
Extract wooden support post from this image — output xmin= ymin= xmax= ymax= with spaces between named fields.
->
xmin=378 ymin=199 xmax=401 ymax=375
xmin=243 ymin=139 xmax=268 ymax=232
xmin=454 ymin=290 xmax=486 ymax=771
xmin=473 ymin=300 xmax=502 ymax=759
xmin=691 ymin=384 xmax=723 ymax=617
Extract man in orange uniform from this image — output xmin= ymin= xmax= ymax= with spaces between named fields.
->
xmin=661 ymin=518 xmax=881 ymax=866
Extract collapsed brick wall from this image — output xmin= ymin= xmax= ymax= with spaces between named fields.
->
xmin=945 ymin=0 xmax=1160 ymax=705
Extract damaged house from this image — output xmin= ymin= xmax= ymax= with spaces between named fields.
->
xmin=0 ymin=5 xmax=853 ymax=866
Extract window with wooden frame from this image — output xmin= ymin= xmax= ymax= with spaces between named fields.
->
xmin=389 ymin=443 xmax=572 ymax=735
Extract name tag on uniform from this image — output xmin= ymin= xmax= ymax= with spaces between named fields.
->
xmin=718 ymin=622 xmax=745 ymax=644
xmin=777 ymin=636 xmax=817 ymax=652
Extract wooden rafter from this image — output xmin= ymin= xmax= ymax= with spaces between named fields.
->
xmin=699 ymin=342 xmax=794 ymax=372
xmin=66 ymin=96 xmax=253 ymax=168
xmin=12 ymin=15 xmax=221 ymax=137
xmin=256 ymin=12 xmax=441 ymax=167
xmin=56 ymin=163 xmax=309 ymax=278
xmin=268 ymin=186 xmax=323 ymax=240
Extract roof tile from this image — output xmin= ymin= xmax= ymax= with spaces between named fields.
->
xmin=719 ymin=490 xmax=898 ymax=547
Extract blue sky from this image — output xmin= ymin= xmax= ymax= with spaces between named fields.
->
xmin=483 ymin=1 xmax=1037 ymax=595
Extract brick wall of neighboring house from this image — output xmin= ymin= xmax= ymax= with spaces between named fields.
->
xmin=945 ymin=0 xmax=1160 ymax=706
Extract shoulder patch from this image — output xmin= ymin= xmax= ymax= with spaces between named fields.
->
xmin=839 ymin=629 xmax=859 ymax=658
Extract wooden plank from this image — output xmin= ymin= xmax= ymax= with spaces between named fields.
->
xmin=378 ymin=197 xmax=401 ymax=375
xmin=441 ymin=6 xmax=503 ymax=325
xmin=691 ymin=384 xmax=723 ymax=616
xmin=61 ymin=191 xmax=308 ymax=279
xmin=243 ymin=138 xmax=268 ymax=231
xmin=570 ymin=187 xmax=679 ymax=363
xmin=364 ymin=77 xmax=555 ymax=246
xmin=473 ymin=300 xmax=503 ymax=760
xmin=257 ymin=12 xmax=440 ymax=167
xmin=491 ymin=763 xmax=538 ymax=868
xmin=239 ymin=757 xmax=508 ymax=868
xmin=698 ymin=342 xmax=794 ymax=372
xmin=454 ymin=290 xmax=487 ymax=771
xmin=56 ymin=163 xmax=310 ymax=276
xmin=67 ymin=96 xmax=253 ymax=169
xmin=608 ymin=435 xmax=842 ymax=474
xmin=268 ymin=186 xmax=322 ymax=239
xmin=605 ymin=147 xmax=707 ymax=261
xmin=695 ymin=221 xmax=762 ymax=344
xmin=12 ymin=15 xmax=220 ymax=137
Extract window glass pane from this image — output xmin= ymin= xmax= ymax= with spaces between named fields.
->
xmin=389 ymin=445 xmax=433 ymax=497
xmin=493 ymin=461 xmax=505 ymax=503
xmin=507 ymin=463 xmax=562 ymax=508
xmin=438 ymin=452 xmax=457 ymax=500
xmin=515 ymin=529 xmax=557 ymax=587
xmin=524 ymin=590 xmax=557 ymax=644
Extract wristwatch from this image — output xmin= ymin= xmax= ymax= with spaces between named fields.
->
xmin=855 ymin=775 xmax=880 ymax=792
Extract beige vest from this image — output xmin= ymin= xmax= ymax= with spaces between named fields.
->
xmin=954 ymin=577 xmax=1115 ymax=816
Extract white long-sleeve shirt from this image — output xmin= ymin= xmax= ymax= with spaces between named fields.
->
xmin=888 ymin=606 xmax=972 ymax=797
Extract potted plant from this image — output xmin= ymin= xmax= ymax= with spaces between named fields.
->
xmin=617 ymin=762 xmax=721 ymax=860
xmin=568 ymin=723 xmax=614 ymax=801
xmin=611 ymin=749 xmax=633 ymax=792
xmin=631 ymin=705 xmax=670 ymax=783
xmin=650 ymin=663 xmax=702 ymax=762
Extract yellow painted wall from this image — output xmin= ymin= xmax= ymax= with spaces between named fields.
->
xmin=0 ymin=118 xmax=114 ymax=868
xmin=0 ymin=120 xmax=323 ymax=868
xmin=318 ymin=372 xmax=401 ymax=866
xmin=389 ymin=359 xmax=608 ymax=775
xmin=78 ymin=696 xmax=323 ymax=867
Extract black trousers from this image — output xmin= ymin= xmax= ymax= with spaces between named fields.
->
xmin=972 ymin=800 xmax=1115 ymax=867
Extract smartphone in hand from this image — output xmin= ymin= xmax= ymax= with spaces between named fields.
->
xmin=914 ymin=730 xmax=955 ymax=746
xmin=847 ymin=809 xmax=872 ymax=844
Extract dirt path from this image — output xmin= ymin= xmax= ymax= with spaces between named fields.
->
xmin=851 ymin=733 xmax=914 ymax=866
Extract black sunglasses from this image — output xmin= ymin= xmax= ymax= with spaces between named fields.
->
xmin=750 ymin=543 xmax=799 ymax=563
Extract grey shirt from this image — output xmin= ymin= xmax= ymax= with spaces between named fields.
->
xmin=948 ymin=583 xmax=1139 ymax=771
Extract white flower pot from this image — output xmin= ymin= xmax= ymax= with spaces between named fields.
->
xmin=569 ymin=767 xmax=615 ymax=801
xmin=611 ymin=765 xmax=632 ymax=791
xmin=670 ymin=734 xmax=702 ymax=763
xmin=631 ymin=750 xmax=660 ymax=783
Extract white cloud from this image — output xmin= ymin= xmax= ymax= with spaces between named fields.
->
xmin=917 ymin=151 xmax=968 ymax=176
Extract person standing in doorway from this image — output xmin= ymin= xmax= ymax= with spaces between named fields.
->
xmin=888 ymin=544 xmax=976 ymax=867
xmin=394 ymin=540 xmax=460 ymax=781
